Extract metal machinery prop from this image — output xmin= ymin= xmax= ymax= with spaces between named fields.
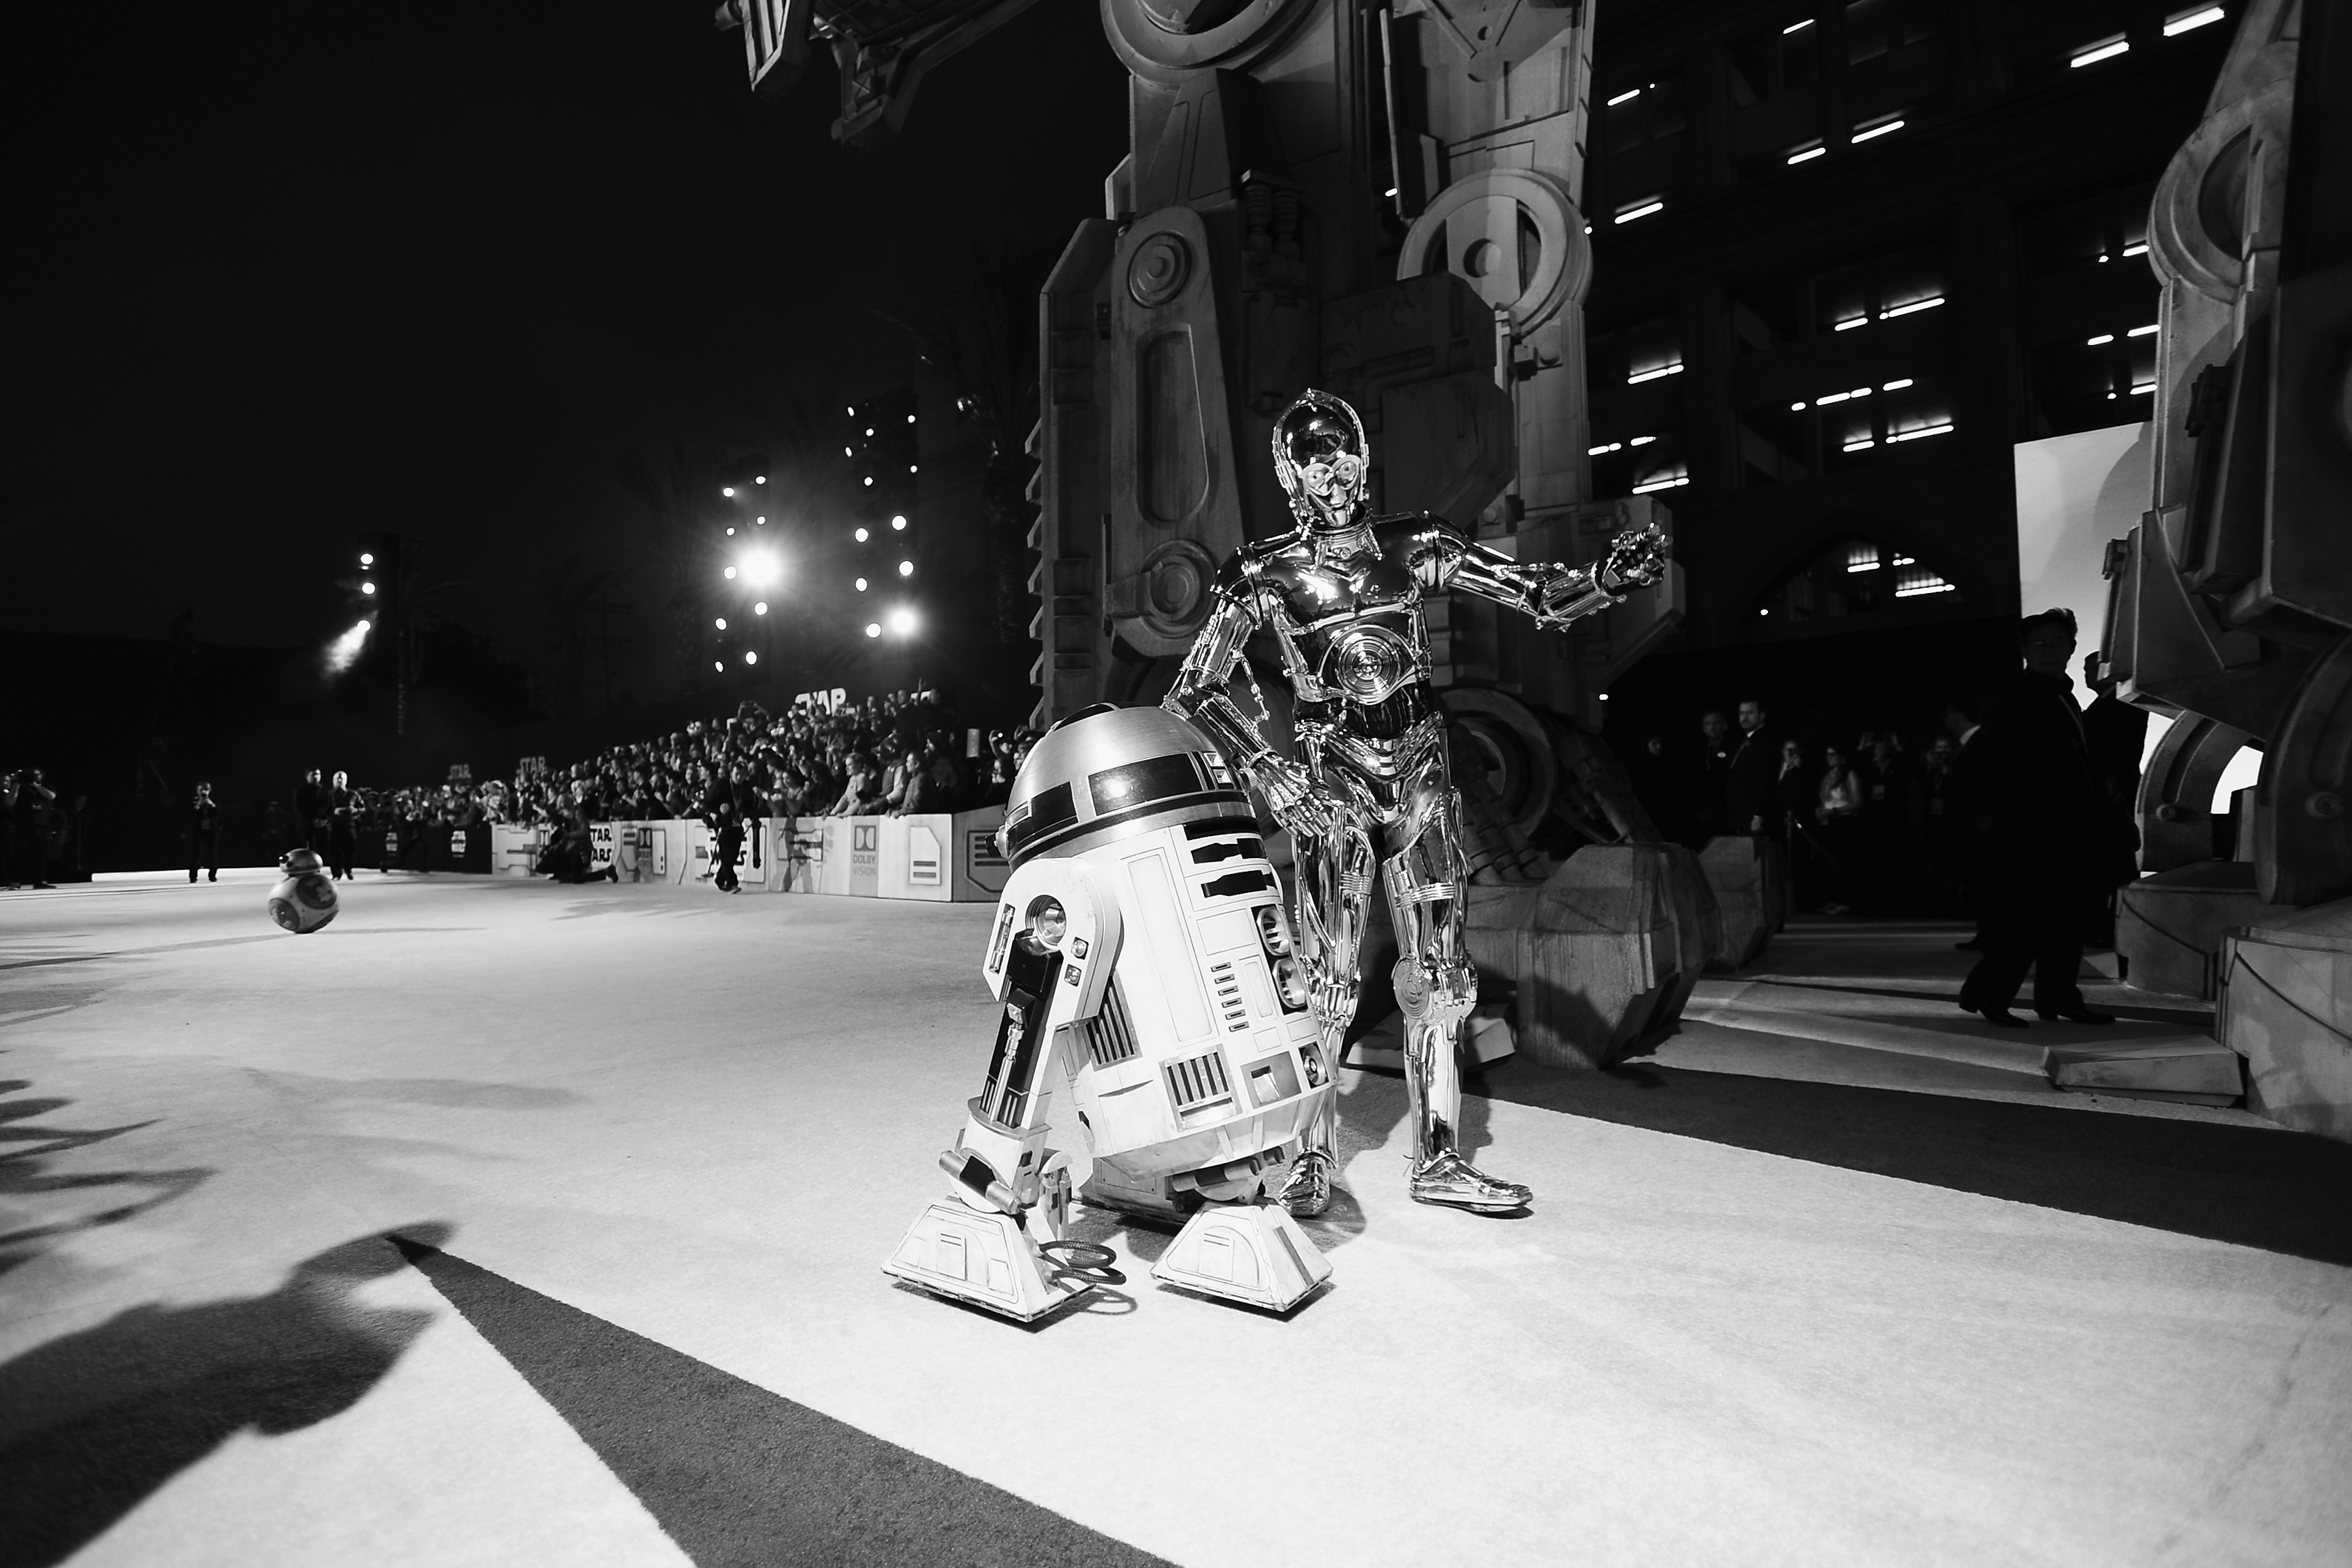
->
xmin=2102 ymin=0 xmax=2352 ymax=1137
xmin=884 ymin=705 xmax=1338 ymax=1319
xmin=715 ymin=3 xmax=1729 ymax=1067
xmin=1165 ymin=390 xmax=1667 ymax=1214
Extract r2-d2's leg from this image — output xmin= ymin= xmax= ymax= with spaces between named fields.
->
xmin=1279 ymin=804 xmax=1376 ymax=1218
xmin=1383 ymin=753 xmax=1532 ymax=1213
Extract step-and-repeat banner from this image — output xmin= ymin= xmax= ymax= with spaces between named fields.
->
xmin=493 ymin=809 xmax=1008 ymax=903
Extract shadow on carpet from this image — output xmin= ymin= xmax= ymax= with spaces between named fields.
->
xmin=395 ymin=1237 xmax=1171 ymax=1568
xmin=1472 ymin=1059 xmax=2352 ymax=1267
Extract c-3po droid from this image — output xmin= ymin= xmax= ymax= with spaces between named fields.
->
xmin=883 ymin=705 xmax=1337 ymax=1321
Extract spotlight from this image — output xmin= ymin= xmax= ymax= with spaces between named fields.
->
xmin=360 ymin=581 xmax=376 ymax=595
xmin=854 ymin=526 xmax=869 ymax=542
xmin=865 ymin=623 xmax=881 ymax=638
xmin=358 ymin=552 xmax=374 ymax=566
xmin=888 ymin=607 xmax=917 ymax=635
xmin=745 ymin=651 xmax=758 ymax=665
xmin=722 ymin=486 xmax=735 ymax=496
xmin=715 ymin=659 xmax=725 ymax=671
xmin=755 ymin=475 xmax=766 ymax=484
xmin=756 ymin=515 xmax=766 ymax=524
xmin=715 ymin=617 xmax=727 ymax=630
xmin=723 ymin=566 xmax=738 ymax=579
xmin=754 ymin=601 xmax=768 ymax=615
xmin=743 ymin=552 xmax=780 ymax=586
xmin=855 ymin=577 xmax=868 ymax=591
xmin=891 ymin=514 xmax=908 ymax=530
xmin=898 ymin=560 xmax=913 ymax=576
xmin=725 ymin=526 xmax=736 ymax=536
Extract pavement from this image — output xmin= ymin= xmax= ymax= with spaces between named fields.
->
xmin=2 ymin=874 xmax=2347 ymax=1567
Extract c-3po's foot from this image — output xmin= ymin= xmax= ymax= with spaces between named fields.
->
xmin=1278 ymin=1149 xmax=1335 ymax=1218
xmin=1408 ymin=1151 xmax=1531 ymax=1213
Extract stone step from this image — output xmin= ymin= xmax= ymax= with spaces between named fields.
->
xmin=2044 ymin=1038 xmax=2243 ymax=1106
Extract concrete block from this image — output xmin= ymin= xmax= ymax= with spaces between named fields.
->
xmin=2116 ymin=861 xmax=2294 ymax=1000
xmin=2219 ymin=897 xmax=2352 ymax=1144
xmin=2044 ymin=1040 xmax=2243 ymax=1106
xmin=1466 ymin=843 xmax=1720 ymax=1070
xmin=1699 ymin=835 xmax=1790 ymax=969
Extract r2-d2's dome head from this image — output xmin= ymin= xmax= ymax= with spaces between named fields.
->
xmin=1002 ymin=705 xmax=1251 ymax=869
xmin=1271 ymin=389 xmax=1369 ymax=534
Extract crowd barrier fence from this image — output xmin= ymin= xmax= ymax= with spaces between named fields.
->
xmin=491 ymin=809 xmax=1008 ymax=903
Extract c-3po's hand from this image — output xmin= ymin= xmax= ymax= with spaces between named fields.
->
xmin=1596 ymin=524 xmax=1669 ymax=594
xmin=1249 ymin=756 xmax=1340 ymax=842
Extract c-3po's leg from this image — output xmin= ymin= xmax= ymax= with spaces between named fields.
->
xmin=1279 ymin=802 xmax=1376 ymax=1218
xmin=1384 ymin=750 xmax=1532 ymax=1212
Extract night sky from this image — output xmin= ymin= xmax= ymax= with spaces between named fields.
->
xmin=3 ymin=1 xmax=1129 ymax=695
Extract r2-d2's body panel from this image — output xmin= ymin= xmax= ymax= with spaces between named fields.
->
xmin=986 ymin=815 xmax=1331 ymax=1219
xmin=885 ymin=705 xmax=1336 ymax=1320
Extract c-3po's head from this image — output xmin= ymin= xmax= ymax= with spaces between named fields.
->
xmin=1271 ymin=390 xmax=1369 ymax=534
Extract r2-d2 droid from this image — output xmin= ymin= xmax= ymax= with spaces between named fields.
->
xmin=884 ymin=705 xmax=1336 ymax=1321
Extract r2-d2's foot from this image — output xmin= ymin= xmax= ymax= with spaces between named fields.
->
xmin=1278 ymin=1148 xmax=1335 ymax=1218
xmin=1408 ymin=1150 xmax=1531 ymax=1213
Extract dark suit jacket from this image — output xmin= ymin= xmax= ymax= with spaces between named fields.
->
xmin=1725 ymin=727 xmax=1779 ymax=835
xmin=1975 ymin=671 xmax=2126 ymax=891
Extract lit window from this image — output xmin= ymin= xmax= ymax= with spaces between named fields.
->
xmin=1627 ymin=363 xmax=1683 ymax=384
xmin=1606 ymin=87 xmax=1643 ymax=105
xmin=1843 ymin=438 xmax=1876 ymax=451
xmin=1834 ymin=316 xmax=1868 ymax=332
xmin=1787 ymin=143 xmax=1826 ymax=165
xmin=1847 ymin=544 xmax=1881 ymax=573
xmin=1615 ymin=200 xmax=1666 ymax=225
xmin=2128 ymin=323 xmax=2158 ymax=336
xmin=1632 ymin=472 xmax=1689 ymax=494
xmin=1895 ymin=568 xmax=1955 ymax=597
xmin=1851 ymin=119 xmax=1903 ymax=144
xmin=2071 ymin=36 xmax=2129 ymax=67
xmin=2122 ymin=242 xmax=2150 ymax=257
xmin=2163 ymin=5 xmax=2224 ymax=36
xmin=2131 ymin=381 xmax=2156 ymax=394
xmin=1879 ymin=296 xmax=1944 ymax=320
xmin=1885 ymin=422 xmax=1954 ymax=443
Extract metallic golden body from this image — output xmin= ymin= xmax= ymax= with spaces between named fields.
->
xmin=1167 ymin=392 xmax=1666 ymax=1212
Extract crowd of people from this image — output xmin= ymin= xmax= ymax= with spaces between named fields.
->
xmin=1626 ymin=609 xmax=2146 ymax=1026
xmin=298 ymin=690 xmax=1046 ymax=888
xmin=1625 ymin=614 xmax=2146 ymax=927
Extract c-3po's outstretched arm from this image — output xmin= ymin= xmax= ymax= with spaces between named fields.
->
xmin=1164 ymin=563 xmax=1335 ymax=838
xmin=1449 ymin=522 xmax=1671 ymax=632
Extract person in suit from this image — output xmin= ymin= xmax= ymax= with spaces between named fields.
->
xmin=295 ymin=769 xmax=326 ymax=855
xmin=1723 ymin=697 xmax=1780 ymax=838
xmin=1688 ymin=709 xmax=1733 ymax=847
xmin=1936 ymin=695 xmax=1990 ymax=945
xmin=1958 ymin=611 xmax=2124 ymax=1028
xmin=327 ymin=771 xmax=357 ymax=881
xmin=188 ymin=782 xmax=222 ymax=883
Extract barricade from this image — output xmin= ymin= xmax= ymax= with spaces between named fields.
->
xmin=563 ymin=807 xmax=1009 ymax=902
xmin=428 ymin=822 xmax=493 ymax=874
xmin=491 ymin=823 xmax=544 ymax=876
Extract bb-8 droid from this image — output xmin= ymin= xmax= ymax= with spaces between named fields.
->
xmin=268 ymin=848 xmax=340 ymax=933
xmin=884 ymin=704 xmax=1335 ymax=1320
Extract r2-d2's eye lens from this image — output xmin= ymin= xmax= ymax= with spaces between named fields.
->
xmin=1032 ymin=899 xmax=1067 ymax=948
xmin=1273 ymin=956 xmax=1309 ymax=1010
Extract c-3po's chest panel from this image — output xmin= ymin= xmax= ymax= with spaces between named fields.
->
xmin=1065 ymin=819 xmax=1325 ymax=1175
xmin=1259 ymin=552 xmax=1431 ymax=706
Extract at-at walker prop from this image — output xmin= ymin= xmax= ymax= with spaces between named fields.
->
xmin=2102 ymin=0 xmax=2352 ymax=1140
xmin=715 ymin=1 xmax=1746 ymax=1066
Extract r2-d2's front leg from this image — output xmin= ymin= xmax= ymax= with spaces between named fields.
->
xmin=882 ymin=864 xmax=1125 ymax=1322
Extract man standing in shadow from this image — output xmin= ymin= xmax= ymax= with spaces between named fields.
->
xmin=1725 ymin=697 xmax=1779 ymax=838
xmin=1958 ymin=610 xmax=2121 ymax=1028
